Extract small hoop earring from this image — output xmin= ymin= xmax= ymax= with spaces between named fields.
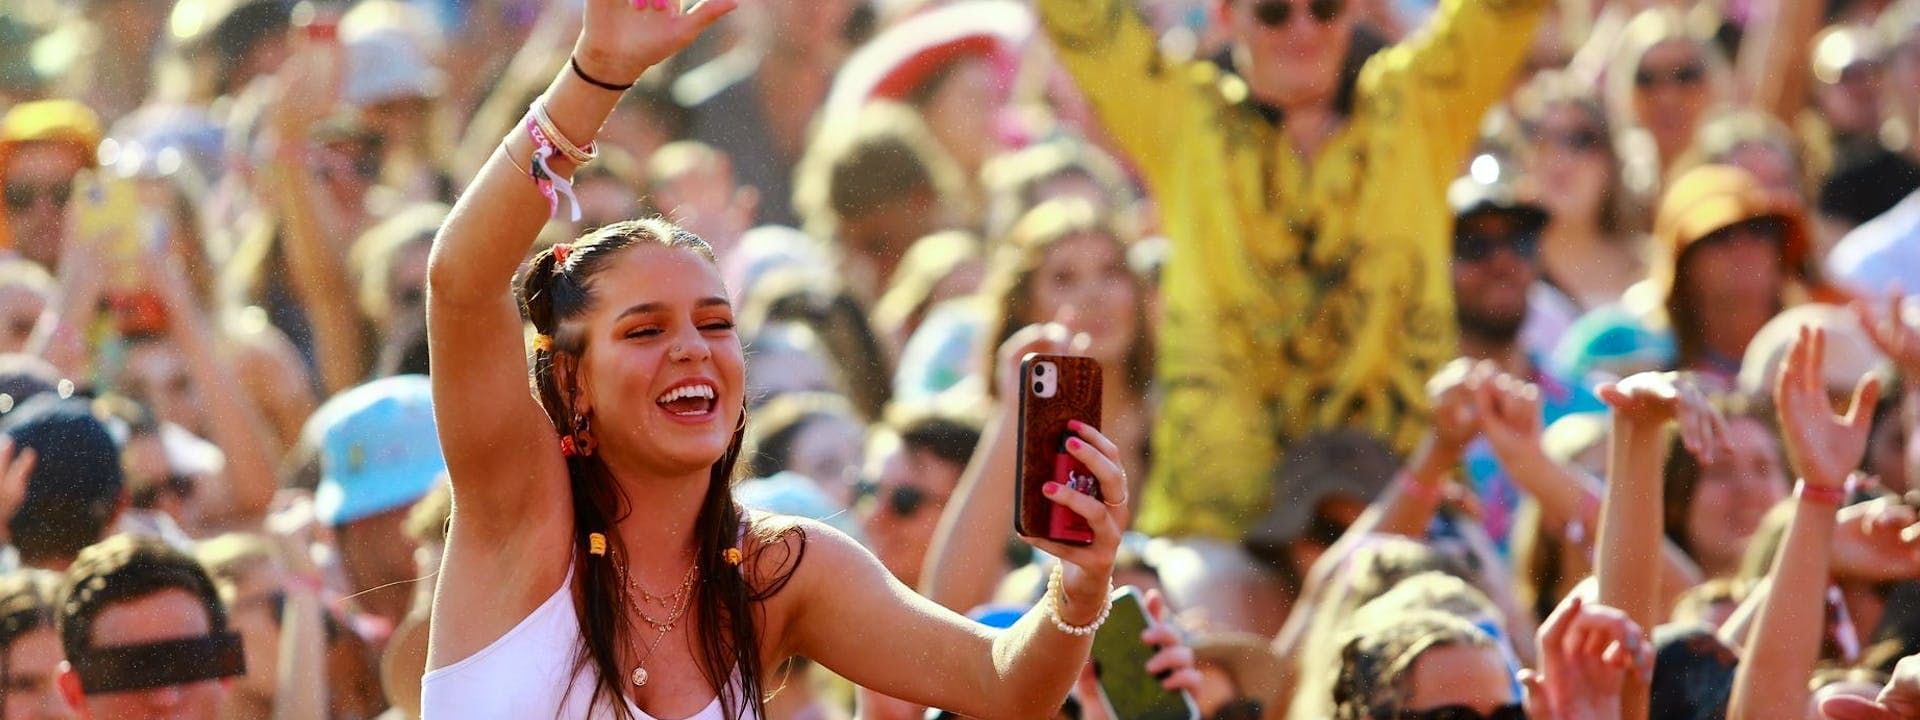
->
xmin=569 ymin=413 xmax=599 ymax=457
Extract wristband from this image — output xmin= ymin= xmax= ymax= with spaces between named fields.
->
xmin=569 ymin=56 xmax=636 ymax=93
xmin=521 ymin=111 xmax=583 ymax=222
xmin=528 ymin=101 xmax=599 ymax=166
xmin=1795 ymin=479 xmax=1850 ymax=506
xmin=1046 ymin=564 xmax=1111 ymax=636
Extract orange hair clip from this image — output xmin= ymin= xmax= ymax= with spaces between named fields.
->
xmin=724 ymin=547 xmax=743 ymax=566
xmin=532 ymin=334 xmax=553 ymax=352
xmin=553 ymin=243 xmax=573 ymax=265
xmin=588 ymin=533 xmax=607 ymax=557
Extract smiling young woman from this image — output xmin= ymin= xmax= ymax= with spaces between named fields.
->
xmin=419 ymin=2 xmax=1126 ymax=719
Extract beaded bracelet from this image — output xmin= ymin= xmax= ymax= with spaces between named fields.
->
xmin=1046 ymin=564 xmax=1111 ymax=636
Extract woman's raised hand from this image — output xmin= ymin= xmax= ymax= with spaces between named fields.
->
xmin=1597 ymin=371 xmax=1727 ymax=462
xmin=1139 ymin=589 xmax=1203 ymax=694
xmin=574 ymin=0 xmax=738 ymax=88
xmin=1856 ymin=292 xmax=1920 ymax=380
xmin=1025 ymin=419 xmax=1124 ymax=623
xmin=1521 ymin=594 xmax=1650 ymax=720
xmin=1774 ymin=325 xmax=1880 ymax=490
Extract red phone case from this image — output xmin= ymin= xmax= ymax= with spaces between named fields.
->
xmin=1014 ymin=354 xmax=1103 ymax=545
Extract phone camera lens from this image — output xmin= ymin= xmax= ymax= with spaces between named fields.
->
xmin=1032 ymin=381 xmax=1044 ymax=394
xmin=1035 ymin=365 xmax=1048 ymax=375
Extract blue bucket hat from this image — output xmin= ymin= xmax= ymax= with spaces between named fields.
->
xmin=310 ymin=375 xmax=445 ymax=526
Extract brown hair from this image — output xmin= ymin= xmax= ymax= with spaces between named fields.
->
xmin=1332 ymin=610 xmax=1498 ymax=720
xmin=1514 ymin=71 xmax=1645 ymax=237
xmin=979 ymin=199 xmax=1153 ymax=401
xmin=518 ymin=218 xmax=802 ymax=720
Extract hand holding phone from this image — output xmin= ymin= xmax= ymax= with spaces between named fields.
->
xmin=69 ymin=170 xmax=144 ymax=292
xmin=1014 ymin=354 xmax=1104 ymax=545
xmin=1091 ymin=587 xmax=1200 ymax=720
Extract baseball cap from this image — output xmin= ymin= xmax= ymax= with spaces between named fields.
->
xmin=1244 ymin=430 xmax=1400 ymax=566
xmin=1653 ymin=164 xmax=1814 ymax=304
xmin=342 ymin=25 xmax=443 ymax=107
xmin=309 ymin=375 xmax=444 ymax=526
xmin=1 ymin=396 xmax=124 ymax=552
xmin=1737 ymin=303 xmax=1893 ymax=398
xmin=1448 ymin=176 xmax=1550 ymax=234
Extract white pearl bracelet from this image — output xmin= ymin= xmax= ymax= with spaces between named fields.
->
xmin=1047 ymin=564 xmax=1112 ymax=636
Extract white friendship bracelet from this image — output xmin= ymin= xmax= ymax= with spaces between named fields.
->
xmin=1046 ymin=564 xmax=1111 ymax=636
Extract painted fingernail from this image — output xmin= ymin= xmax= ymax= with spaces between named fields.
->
xmin=1044 ymin=482 xmax=1062 ymax=496
xmin=1067 ymin=437 xmax=1084 ymax=450
xmin=1068 ymin=420 xmax=1085 ymax=432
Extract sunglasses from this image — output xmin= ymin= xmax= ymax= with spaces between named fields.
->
xmin=1634 ymin=62 xmax=1706 ymax=89
xmin=1530 ymin=126 xmax=1606 ymax=154
xmin=3 ymin=183 xmax=73 ymax=211
xmin=1252 ymin=0 xmax=1345 ymax=28
xmin=863 ymin=483 xmax=947 ymax=518
xmin=1454 ymin=229 xmax=1540 ymax=263
xmin=1390 ymin=704 xmax=1527 ymax=720
xmin=1696 ymin=216 xmax=1787 ymax=248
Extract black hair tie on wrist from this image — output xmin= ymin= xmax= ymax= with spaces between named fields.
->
xmin=570 ymin=57 xmax=635 ymax=93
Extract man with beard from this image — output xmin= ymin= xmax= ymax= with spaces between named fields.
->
xmin=1447 ymin=177 xmax=1603 ymax=549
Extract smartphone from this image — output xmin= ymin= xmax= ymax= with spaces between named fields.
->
xmin=1091 ymin=587 xmax=1199 ymax=720
xmin=1013 ymin=354 xmax=1102 ymax=545
xmin=71 ymin=170 xmax=145 ymax=292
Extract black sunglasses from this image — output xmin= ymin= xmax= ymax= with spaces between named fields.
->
xmin=1530 ymin=126 xmax=1606 ymax=154
xmin=1454 ymin=229 xmax=1540 ymax=263
xmin=3 ymin=183 xmax=73 ymax=211
xmin=1634 ymin=62 xmax=1706 ymax=89
xmin=1697 ymin=216 xmax=1788 ymax=248
xmin=866 ymin=483 xmax=945 ymax=518
xmin=1252 ymin=0 xmax=1345 ymax=28
xmin=1390 ymin=704 xmax=1527 ymax=720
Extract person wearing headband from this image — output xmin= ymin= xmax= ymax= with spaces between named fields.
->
xmin=53 ymin=535 xmax=243 ymax=720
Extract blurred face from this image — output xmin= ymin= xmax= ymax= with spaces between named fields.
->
xmin=1027 ymin=232 xmax=1140 ymax=370
xmin=923 ymin=58 xmax=1007 ymax=173
xmin=1402 ymin=643 xmax=1517 ymax=717
xmin=362 ymin=97 xmax=433 ymax=150
xmin=577 ymin=179 xmax=642 ymax=233
xmin=336 ymin=508 xmax=420 ymax=626
xmin=1527 ymin=105 xmax=1611 ymax=227
xmin=0 ymin=284 xmax=47 ymax=353
xmin=5 ymin=628 xmax=75 ymax=720
xmin=1221 ymin=0 xmax=1354 ymax=109
xmin=1815 ymin=62 xmax=1885 ymax=137
xmin=1725 ymin=143 xmax=1800 ymax=200
xmin=746 ymin=332 xmax=839 ymax=402
xmin=859 ymin=446 xmax=960 ymax=588
xmin=66 ymin=590 xmax=225 ymax=720
xmin=1686 ymin=418 xmax=1788 ymax=575
xmin=1452 ymin=212 xmax=1540 ymax=346
xmin=1678 ymin=217 xmax=1786 ymax=319
xmin=122 ymin=341 xmax=201 ymax=436
xmin=574 ymin=245 xmax=746 ymax=477
xmin=4 ymin=143 xmax=86 ymax=269
xmin=787 ymin=414 xmax=866 ymax=505
xmin=1632 ymin=41 xmax=1713 ymax=161
xmin=1868 ymin=412 xmax=1909 ymax=494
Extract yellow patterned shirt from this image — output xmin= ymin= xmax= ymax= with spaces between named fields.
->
xmin=1038 ymin=0 xmax=1545 ymax=540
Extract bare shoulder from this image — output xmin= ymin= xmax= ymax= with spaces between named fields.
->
xmin=745 ymin=513 xmax=893 ymax=656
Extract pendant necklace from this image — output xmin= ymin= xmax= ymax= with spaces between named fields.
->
xmin=620 ymin=559 xmax=699 ymax=687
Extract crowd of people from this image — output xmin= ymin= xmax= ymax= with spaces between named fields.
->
xmin=0 ymin=0 xmax=1916 ymax=717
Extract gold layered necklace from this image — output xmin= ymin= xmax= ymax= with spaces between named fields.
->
xmin=619 ymin=559 xmax=699 ymax=687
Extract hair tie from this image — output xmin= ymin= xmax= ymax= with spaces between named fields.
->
xmin=588 ymin=533 xmax=607 ymax=557
xmin=553 ymin=243 xmax=573 ymax=265
xmin=560 ymin=436 xmax=579 ymax=457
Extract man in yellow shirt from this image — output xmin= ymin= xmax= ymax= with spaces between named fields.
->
xmin=1038 ymin=0 xmax=1544 ymax=630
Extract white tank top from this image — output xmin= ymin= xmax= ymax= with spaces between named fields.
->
xmin=420 ymin=567 xmax=755 ymax=720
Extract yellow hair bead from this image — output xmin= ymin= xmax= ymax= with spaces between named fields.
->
xmin=588 ymin=533 xmax=607 ymax=557
xmin=532 ymin=334 xmax=554 ymax=352
xmin=724 ymin=547 xmax=743 ymax=566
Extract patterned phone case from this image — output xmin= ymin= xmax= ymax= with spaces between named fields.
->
xmin=1014 ymin=354 xmax=1103 ymax=545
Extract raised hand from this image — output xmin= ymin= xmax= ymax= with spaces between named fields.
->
xmin=1424 ymin=359 xmax=1484 ymax=456
xmin=1597 ymin=371 xmax=1727 ymax=462
xmin=1024 ymin=420 xmax=1124 ymax=624
xmin=267 ymin=34 xmax=344 ymax=139
xmin=1832 ymin=498 xmax=1920 ymax=581
xmin=1520 ymin=594 xmax=1650 ymax=720
xmin=1775 ymin=325 xmax=1880 ymax=489
xmin=993 ymin=312 xmax=1091 ymax=406
xmin=1473 ymin=368 xmax=1545 ymax=462
xmin=574 ymin=0 xmax=738 ymax=88
xmin=1856 ymin=293 xmax=1920 ymax=379
xmin=0 ymin=438 xmax=37 ymax=534
xmin=1823 ymin=654 xmax=1920 ymax=720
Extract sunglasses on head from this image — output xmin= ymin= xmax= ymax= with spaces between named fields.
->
xmin=1634 ymin=62 xmax=1706 ymax=89
xmin=3 ymin=183 xmax=72 ymax=211
xmin=1389 ymin=704 xmax=1527 ymax=720
xmin=1454 ymin=229 xmax=1540 ymax=263
xmin=1252 ymin=0 xmax=1345 ymax=28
